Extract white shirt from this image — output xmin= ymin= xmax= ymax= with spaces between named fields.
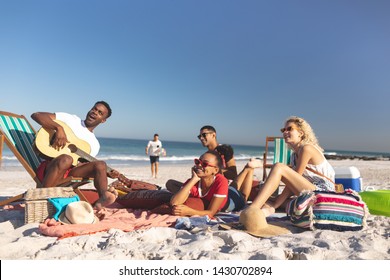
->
xmin=146 ymin=140 xmax=162 ymax=156
xmin=55 ymin=112 xmax=100 ymax=157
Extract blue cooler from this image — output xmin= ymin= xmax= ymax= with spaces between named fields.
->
xmin=334 ymin=166 xmax=362 ymax=192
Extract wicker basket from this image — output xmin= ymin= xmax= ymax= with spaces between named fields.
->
xmin=24 ymin=187 xmax=77 ymax=224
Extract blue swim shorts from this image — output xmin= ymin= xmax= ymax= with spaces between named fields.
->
xmin=222 ymin=186 xmax=246 ymax=212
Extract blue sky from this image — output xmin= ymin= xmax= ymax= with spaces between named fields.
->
xmin=1 ymin=0 xmax=389 ymax=153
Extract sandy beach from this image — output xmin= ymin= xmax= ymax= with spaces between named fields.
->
xmin=0 ymin=159 xmax=389 ymax=261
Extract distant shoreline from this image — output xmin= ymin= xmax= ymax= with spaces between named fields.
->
xmin=325 ymin=154 xmax=390 ymax=161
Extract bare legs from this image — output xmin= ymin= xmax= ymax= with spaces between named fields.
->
xmin=41 ymin=155 xmax=73 ymax=187
xmin=234 ymin=166 xmax=256 ymax=202
xmin=70 ymin=160 xmax=117 ymax=210
xmin=42 ymin=154 xmax=117 ymax=211
xmin=151 ymin=162 xmax=159 ymax=178
xmin=250 ymin=162 xmax=316 ymax=216
xmin=233 ymin=158 xmax=263 ymax=202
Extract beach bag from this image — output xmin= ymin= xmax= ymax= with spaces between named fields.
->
xmin=286 ymin=190 xmax=368 ymax=231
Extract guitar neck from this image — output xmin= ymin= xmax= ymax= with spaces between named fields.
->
xmin=68 ymin=144 xmax=114 ymax=173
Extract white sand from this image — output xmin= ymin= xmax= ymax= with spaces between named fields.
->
xmin=0 ymin=159 xmax=389 ymax=260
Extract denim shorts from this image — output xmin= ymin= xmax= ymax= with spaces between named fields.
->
xmin=222 ymin=186 xmax=246 ymax=212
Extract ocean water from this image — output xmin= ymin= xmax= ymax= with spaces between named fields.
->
xmin=1 ymin=137 xmax=389 ymax=168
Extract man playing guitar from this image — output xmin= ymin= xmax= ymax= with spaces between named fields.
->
xmin=32 ymin=101 xmax=119 ymax=211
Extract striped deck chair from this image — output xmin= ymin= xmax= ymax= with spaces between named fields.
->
xmin=0 ymin=111 xmax=90 ymax=206
xmin=262 ymin=136 xmax=293 ymax=181
xmin=247 ymin=137 xmax=293 ymax=201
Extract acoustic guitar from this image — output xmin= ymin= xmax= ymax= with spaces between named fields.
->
xmin=34 ymin=120 xmax=159 ymax=193
xmin=34 ymin=120 xmax=91 ymax=166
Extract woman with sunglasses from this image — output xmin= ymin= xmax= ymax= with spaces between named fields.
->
xmin=116 ymin=150 xmax=240 ymax=216
xmin=245 ymin=116 xmax=336 ymax=217
xmin=170 ymin=151 xmax=230 ymax=217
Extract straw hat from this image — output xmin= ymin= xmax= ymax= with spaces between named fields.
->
xmin=237 ymin=206 xmax=291 ymax=237
xmin=59 ymin=201 xmax=98 ymax=224
xmin=219 ymin=206 xmax=291 ymax=237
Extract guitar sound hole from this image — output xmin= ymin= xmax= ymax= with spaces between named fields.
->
xmin=68 ymin=144 xmax=77 ymax=152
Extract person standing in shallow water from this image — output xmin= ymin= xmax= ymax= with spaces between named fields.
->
xmin=145 ymin=133 xmax=163 ymax=178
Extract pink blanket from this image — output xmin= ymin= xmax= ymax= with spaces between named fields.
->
xmin=39 ymin=204 xmax=179 ymax=239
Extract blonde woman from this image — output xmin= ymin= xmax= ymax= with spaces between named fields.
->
xmin=247 ymin=116 xmax=336 ymax=216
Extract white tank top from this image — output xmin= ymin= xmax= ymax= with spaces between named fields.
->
xmin=292 ymin=145 xmax=335 ymax=191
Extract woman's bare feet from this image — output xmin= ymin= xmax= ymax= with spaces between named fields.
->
xmin=247 ymin=158 xmax=262 ymax=169
xmin=261 ymin=202 xmax=276 ymax=217
xmin=261 ymin=204 xmax=276 ymax=217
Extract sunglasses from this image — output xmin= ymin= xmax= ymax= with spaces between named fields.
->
xmin=194 ymin=158 xmax=217 ymax=168
xmin=197 ymin=132 xmax=213 ymax=140
xmin=280 ymin=126 xmax=296 ymax=133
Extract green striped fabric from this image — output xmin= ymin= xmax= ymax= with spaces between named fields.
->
xmin=0 ymin=114 xmax=42 ymax=171
xmin=272 ymin=138 xmax=292 ymax=165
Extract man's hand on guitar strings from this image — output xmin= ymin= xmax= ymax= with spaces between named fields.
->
xmin=52 ymin=126 xmax=69 ymax=150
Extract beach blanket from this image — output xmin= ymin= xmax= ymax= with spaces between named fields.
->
xmin=39 ymin=205 xmax=179 ymax=239
xmin=174 ymin=212 xmax=297 ymax=235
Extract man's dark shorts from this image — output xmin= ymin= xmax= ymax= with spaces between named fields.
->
xmin=149 ymin=156 xmax=160 ymax=164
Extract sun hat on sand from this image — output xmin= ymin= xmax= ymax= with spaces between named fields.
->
xmin=59 ymin=201 xmax=98 ymax=224
xmin=238 ymin=206 xmax=291 ymax=237
xmin=220 ymin=206 xmax=291 ymax=237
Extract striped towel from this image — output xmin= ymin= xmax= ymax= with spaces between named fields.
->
xmin=286 ymin=190 xmax=368 ymax=231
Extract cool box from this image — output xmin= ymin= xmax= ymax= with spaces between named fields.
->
xmin=334 ymin=166 xmax=362 ymax=192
